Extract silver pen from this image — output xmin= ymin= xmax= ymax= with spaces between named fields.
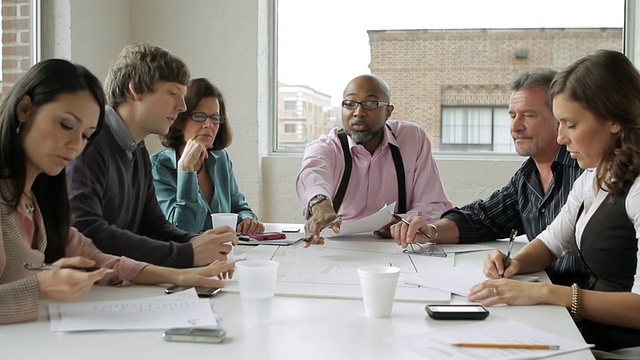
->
xmin=501 ymin=229 xmax=517 ymax=278
xmin=24 ymin=262 xmax=114 ymax=273
xmin=389 ymin=211 xmax=431 ymax=239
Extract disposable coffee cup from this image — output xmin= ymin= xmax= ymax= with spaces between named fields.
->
xmin=236 ymin=260 xmax=279 ymax=322
xmin=357 ymin=265 xmax=400 ymax=318
xmin=211 ymin=213 xmax=238 ymax=230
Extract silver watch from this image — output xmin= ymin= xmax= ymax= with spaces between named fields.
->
xmin=308 ymin=194 xmax=330 ymax=215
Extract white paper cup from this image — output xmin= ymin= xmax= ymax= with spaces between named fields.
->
xmin=211 ymin=213 xmax=238 ymax=230
xmin=357 ymin=265 xmax=400 ymax=318
xmin=236 ymin=260 xmax=279 ymax=322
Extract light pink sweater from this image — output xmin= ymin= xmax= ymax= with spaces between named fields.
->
xmin=0 ymin=196 xmax=147 ymax=324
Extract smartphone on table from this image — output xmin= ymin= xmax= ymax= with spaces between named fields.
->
xmin=163 ymin=328 xmax=227 ymax=343
xmin=165 ymin=285 xmax=221 ymax=298
xmin=425 ymin=304 xmax=490 ymax=320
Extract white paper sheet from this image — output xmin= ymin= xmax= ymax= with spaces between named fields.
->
xmin=400 ymin=264 xmax=538 ymax=297
xmin=388 ymin=319 xmax=593 ymax=360
xmin=227 ymin=244 xmax=452 ymax=302
xmin=49 ymin=288 xmax=218 ymax=332
xmin=321 ymin=202 xmax=395 ymax=238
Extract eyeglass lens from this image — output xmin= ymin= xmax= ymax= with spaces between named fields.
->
xmin=341 ymin=100 xmax=388 ymax=110
xmin=191 ymin=112 xmax=224 ymax=124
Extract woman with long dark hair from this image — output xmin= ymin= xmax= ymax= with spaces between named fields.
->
xmin=0 ymin=59 xmax=233 ymax=325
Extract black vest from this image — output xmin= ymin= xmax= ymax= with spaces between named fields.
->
xmin=573 ymin=191 xmax=640 ymax=351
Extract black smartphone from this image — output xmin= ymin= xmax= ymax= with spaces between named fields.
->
xmin=165 ymin=285 xmax=221 ymax=298
xmin=425 ymin=304 xmax=489 ymax=320
xmin=163 ymin=328 xmax=227 ymax=343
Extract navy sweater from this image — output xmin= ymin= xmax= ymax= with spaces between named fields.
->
xmin=67 ymin=122 xmax=195 ymax=268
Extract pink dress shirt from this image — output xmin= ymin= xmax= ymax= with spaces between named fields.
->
xmin=296 ymin=120 xmax=452 ymax=222
xmin=0 ymin=186 xmax=147 ymax=325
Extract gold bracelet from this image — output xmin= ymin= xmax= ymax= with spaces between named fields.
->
xmin=570 ymin=283 xmax=581 ymax=322
xmin=427 ymin=223 xmax=438 ymax=240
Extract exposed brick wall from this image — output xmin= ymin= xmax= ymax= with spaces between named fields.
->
xmin=2 ymin=0 xmax=31 ymax=99
xmin=369 ymin=28 xmax=622 ymax=149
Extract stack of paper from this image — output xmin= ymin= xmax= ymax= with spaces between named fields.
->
xmin=48 ymin=288 xmax=218 ymax=332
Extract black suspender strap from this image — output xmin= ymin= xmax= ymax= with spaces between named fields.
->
xmin=389 ymin=142 xmax=406 ymax=214
xmin=333 ymin=129 xmax=352 ymax=211
xmin=333 ymin=125 xmax=406 ymax=214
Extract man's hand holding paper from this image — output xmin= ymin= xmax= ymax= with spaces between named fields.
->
xmin=319 ymin=203 xmax=396 ymax=239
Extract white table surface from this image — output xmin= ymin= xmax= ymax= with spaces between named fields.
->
xmin=0 ymin=225 xmax=593 ymax=360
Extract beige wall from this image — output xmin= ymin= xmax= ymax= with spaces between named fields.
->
xmin=47 ymin=0 xmax=631 ymax=223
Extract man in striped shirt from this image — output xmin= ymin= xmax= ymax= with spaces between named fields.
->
xmin=391 ymin=68 xmax=584 ymax=285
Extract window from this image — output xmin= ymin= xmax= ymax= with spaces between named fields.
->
xmin=2 ymin=0 xmax=40 ymax=100
xmin=284 ymin=123 xmax=297 ymax=133
xmin=284 ymin=100 xmax=296 ymax=110
xmin=441 ymin=107 xmax=513 ymax=153
xmin=275 ymin=0 xmax=624 ymax=154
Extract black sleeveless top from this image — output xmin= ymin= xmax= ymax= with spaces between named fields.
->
xmin=572 ymin=191 xmax=640 ymax=351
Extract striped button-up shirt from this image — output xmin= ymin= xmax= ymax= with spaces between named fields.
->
xmin=443 ymin=145 xmax=583 ymax=285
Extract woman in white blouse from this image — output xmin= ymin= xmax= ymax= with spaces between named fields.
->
xmin=468 ymin=50 xmax=640 ymax=352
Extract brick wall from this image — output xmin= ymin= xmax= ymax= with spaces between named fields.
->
xmin=368 ymin=28 xmax=622 ymax=149
xmin=2 ymin=0 xmax=31 ymax=99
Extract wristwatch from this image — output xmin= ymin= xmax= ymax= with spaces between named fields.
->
xmin=308 ymin=194 xmax=330 ymax=215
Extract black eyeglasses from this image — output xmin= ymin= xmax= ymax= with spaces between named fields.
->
xmin=190 ymin=112 xmax=225 ymax=125
xmin=402 ymin=242 xmax=448 ymax=257
xmin=341 ymin=100 xmax=390 ymax=110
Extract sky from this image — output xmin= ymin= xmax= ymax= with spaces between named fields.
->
xmin=278 ymin=0 xmax=625 ymax=106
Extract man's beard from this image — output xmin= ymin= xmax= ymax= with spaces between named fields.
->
xmin=345 ymin=124 xmax=385 ymax=144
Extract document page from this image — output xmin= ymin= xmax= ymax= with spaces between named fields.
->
xmin=321 ymin=202 xmax=395 ymax=237
xmin=49 ymin=288 xmax=218 ymax=332
xmin=388 ymin=319 xmax=593 ymax=359
xmin=400 ymin=264 xmax=538 ymax=297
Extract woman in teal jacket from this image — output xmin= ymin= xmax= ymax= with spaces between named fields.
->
xmin=151 ymin=78 xmax=264 ymax=235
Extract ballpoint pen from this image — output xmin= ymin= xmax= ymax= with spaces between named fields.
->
xmin=502 ymin=228 xmax=517 ymax=278
xmin=389 ymin=211 xmax=431 ymax=239
xmin=303 ymin=215 xmax=342 ymax=242
xmin=23 ymin=262 xmax=114 ymax=273
xmin=453 ymin=343 xmax=560 ymax=350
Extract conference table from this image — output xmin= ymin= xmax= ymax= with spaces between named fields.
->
xmin=0 ymin=224 xmax=593 ymax=360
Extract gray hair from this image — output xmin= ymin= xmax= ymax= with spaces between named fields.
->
xmin=509 ymin=68 xmax=557 ymax=108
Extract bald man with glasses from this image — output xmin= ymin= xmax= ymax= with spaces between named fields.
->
xmin=296 ymin=74 xmax=452 ymax=245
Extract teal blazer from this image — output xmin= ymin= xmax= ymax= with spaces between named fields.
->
xmin=150 ymin=148 xmax=257 ymax=233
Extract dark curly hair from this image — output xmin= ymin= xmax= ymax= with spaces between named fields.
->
xmin=160 ymin=78 xmax=232 ymax=151
xmin=550 ymin=50 xmax=640 ymax=195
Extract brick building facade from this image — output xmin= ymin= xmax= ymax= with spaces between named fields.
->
xmin=2 ymin=0 xmax=32 ymax=99
xmin=368 ymin=28 xmax=622 ymax=150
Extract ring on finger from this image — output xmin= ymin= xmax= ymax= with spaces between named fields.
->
xmin=492 ymin=287 xmax=498 ymax=296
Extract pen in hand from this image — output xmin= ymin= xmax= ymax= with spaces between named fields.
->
xmin=453 ymin=343 xmax=559 ymax=350
xmin=23 ymin=262 xmax=114 ymax=273
xmin=303 ymin=215 xmax=342 ymax=242
xmin=389 ymin=212 xmax=431 ymax=239
xmin=501 ymin=229 xmax=517 ymax=278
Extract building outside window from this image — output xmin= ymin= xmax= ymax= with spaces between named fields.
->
xmin=275 ymin=0 xmax=624 ymax=154
xmin=2 ymin=0 xmax=38 ymax=100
